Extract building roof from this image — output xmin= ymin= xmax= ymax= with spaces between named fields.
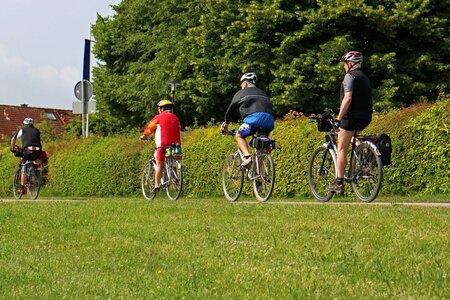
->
xmin=0 ymin=104 xmax=74 ymax=139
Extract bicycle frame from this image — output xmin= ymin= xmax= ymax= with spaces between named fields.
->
xmin=321 ymin=128 xmax=381 ymax=182
xmin=309 ymin=117 xmax=383 ymax=202
xmin=234 ymin=147 xmax=264 ymax=181
xmin=14 ymin=160 xmax=41 ymax=200
xmin=222 ymin=130 xmax=275 ymax=202
xmin=141 ymin=144 xmax=183 ymax=201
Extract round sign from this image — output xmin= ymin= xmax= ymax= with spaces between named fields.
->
xmin=74 ymin=80 xmax=93 ymax=101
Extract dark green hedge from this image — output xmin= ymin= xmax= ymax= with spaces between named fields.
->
xmin=0 ymin=97 xmax=448 ymax=198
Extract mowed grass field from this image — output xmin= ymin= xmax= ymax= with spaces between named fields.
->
xmin=0 ymin=197 xmax=448 ymax=299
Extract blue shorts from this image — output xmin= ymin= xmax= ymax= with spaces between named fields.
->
xmin=238 ymin=113 xmax=274 ymax=137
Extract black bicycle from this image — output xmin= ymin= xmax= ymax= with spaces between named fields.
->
xmin=141 ymin=144 xmax=183 ymax=201
xmin=308 ymin=116 xmax=383 ymax=202
xmin=13 ymin=150 xmax=42 ymax=200
xmin=222 ymin=130 xmax=276 ymax=202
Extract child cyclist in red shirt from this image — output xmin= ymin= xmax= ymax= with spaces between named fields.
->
xmin=140 ymin=100 xmax=181 ymax=194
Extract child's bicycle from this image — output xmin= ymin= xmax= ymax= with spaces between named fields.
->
xmin=308 ymin=116 xmax=383 ymax=203
xmin=222 ymin=129 xmax=276 ymax=202
xmin=141 ymin=143 xmax=183 ymax=201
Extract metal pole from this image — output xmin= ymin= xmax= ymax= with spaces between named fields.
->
xmin=168 ymin=80 xmax=180 ymax=103
xmin=86 ymin=114 xmax=89 ymax=138
xmin=81 ymin=81 xmax=85 ymax=138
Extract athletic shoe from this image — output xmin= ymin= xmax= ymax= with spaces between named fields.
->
xmin=328 ymin=183 xmax=344 ymax=194
xmin=241 ymin=156 xmax=252 ymax=168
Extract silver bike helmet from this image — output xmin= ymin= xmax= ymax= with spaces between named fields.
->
xmin=240 ymin=72 xmax=257 ymax=84
xmin=23 ymin=117 xmax=34 ymax=125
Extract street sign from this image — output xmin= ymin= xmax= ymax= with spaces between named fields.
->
xmin=74 ymin=80 xmax=93 ymax=101
xmin=72 ymin=101 xmax=96 ymax=114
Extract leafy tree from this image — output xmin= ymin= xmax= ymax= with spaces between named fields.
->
xmin=92 ymin=0 xmax=449 ymax=132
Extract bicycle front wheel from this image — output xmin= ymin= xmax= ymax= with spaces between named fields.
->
xmin=350 ymin=143 xmax=383 ymax=203
xmin=141 ymin=160 xmax=156 ymax=201
xmin=13 ymin=169 xmax=23 ymax=200
xmin=253 ymin=152 xmax=275 ymax=202
xmin=28 ymin=167 xmax=41 ymax=200
xmin=308 ymin=145 xmax=336 ymax=202
xmin=222 ymin=153 xmax=244 ymax=202
xmin=165 ymin=158 xmax=183 ymax=201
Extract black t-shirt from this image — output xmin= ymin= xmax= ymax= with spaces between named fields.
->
xmin=340 ymin=69 xmax=372 ymax=121
xmin=224 ymin=87 xmax=274 ymax=122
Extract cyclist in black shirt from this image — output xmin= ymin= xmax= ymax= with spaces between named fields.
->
xmin=11 ymin=118 xmax=42 ymax=185
xmin=221 ymin=72 xmax=275 ymax=167
xmin=329 ymin=51 xmax=373 ymax=194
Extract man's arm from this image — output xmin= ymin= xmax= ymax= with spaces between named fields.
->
xmin=337 ymin=92 xmax=352 ymax=121
xmin=10 ymin=131 xmax=20 ymax=151
xmin=337 ymin=73 xmax=355 ymax=121
xmin=142 ymin=118 xmax=158 ymax=139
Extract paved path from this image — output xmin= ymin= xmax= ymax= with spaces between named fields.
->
xmin=237 ymin=201 xmax=450 ymax=207
xmin=1 ymin=198 xmax=449 ymax=207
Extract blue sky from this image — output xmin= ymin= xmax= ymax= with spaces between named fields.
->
xmin=0 ymin=0 xmax=121 ymax=109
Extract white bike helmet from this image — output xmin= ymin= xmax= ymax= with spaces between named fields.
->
xmin=341 ymin=51 xmax=363 ymax=63
xmin=23 ymin=117 xmax=34 ymax=125
xmin=240 ymin=72 xmax=257 ymax=84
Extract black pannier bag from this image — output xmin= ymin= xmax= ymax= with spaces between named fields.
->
xmin=373 ymin=133 xmax=392 ymax=166
xmin=318 ymin=114 xmax=333 ymax=132
xmin=252 ymin=136 xmax=275 ymax=151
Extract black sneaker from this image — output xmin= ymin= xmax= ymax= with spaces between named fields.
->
xmin=151 ymin=186 xmax=160 ymax=194
xmin=328 ymin=183 xmax=344 ymax=194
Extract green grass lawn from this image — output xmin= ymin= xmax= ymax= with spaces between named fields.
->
xmin=0 ymin=197 xmax=448 ymax=299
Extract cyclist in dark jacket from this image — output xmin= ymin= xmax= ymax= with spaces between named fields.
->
xmin=11 ymin=117 xmax=42 ymax=161
xmin=329 ymin=51 xmax=373 ymax=194
xmin=11 ymin=117 xmax=43 ymax=186
xmin=221 ymin=72 xmax=275 ymax=167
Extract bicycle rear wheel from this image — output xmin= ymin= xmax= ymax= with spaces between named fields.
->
xmin=308 ymin=145 xmax=336 ymax=202
xmin=253 ymin=152 xmax=275 ymax=202
xmin=13 ymin=169 xmax=23 ymax=200
xmin=165 ymin=158 xmax=183 ymax=201
xmin=350 ymin=143 xmax=383 ymax=202
xmin=141 ymin=160 xmax=156 ymax=201
xmin=28 ymin=167 xmax=41 ymax=200
xmin=222 ymin=152 xmax=244 ymax=202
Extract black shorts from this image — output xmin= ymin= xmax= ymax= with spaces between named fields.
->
xmin=23 ymin=148 xmax=42 ymax=162
xmin=340 ymin=119 xmax=371 ymax=132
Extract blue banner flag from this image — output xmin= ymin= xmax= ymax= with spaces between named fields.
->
xmin=83 ymin=39 xmax=91 ymax=81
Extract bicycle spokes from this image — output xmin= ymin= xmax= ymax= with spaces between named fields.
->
xmin=308 ymin=146 xmax=336 ymax=202
xmin=222 ymin=153 xmax=244 ymax=202
xmin=253 ymin=153 xmax=275 ymax=202
xmin=351 ymin=143 xmax=383 ymax=203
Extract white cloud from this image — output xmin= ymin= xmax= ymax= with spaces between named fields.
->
xmin=0 ymin=44 xmax=81 ymax=108
xmin=0 ymin=45 xmax=30 ymax=79
xmin=60 ymin=66 xmax=81 ymax=87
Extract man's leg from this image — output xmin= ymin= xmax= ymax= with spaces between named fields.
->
xmin=152 ymin=148 xmax=165 ymax=194
xmin=236 ymin=123 xmax=253 ymax=167
xmin=21 ymin=149 xmax=32 ymax=186
xmin=153 ymin=160 xmax=164 ymax=192
xmin=235 ymin=133 xmax=250 ymax=156
xmin=235 ymin=132 xmax=252 ymax=167
xmin=337 ymin=129 xmax=354 ymax=178
xmin=329 ymin=128 xmax=353 ymax=193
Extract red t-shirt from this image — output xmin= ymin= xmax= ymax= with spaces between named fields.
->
xmin=143 ymin=111 xmax=181 ymax=147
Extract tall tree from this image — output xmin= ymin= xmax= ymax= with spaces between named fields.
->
xmin=91 ymin=0 xmax=449 ymax=133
